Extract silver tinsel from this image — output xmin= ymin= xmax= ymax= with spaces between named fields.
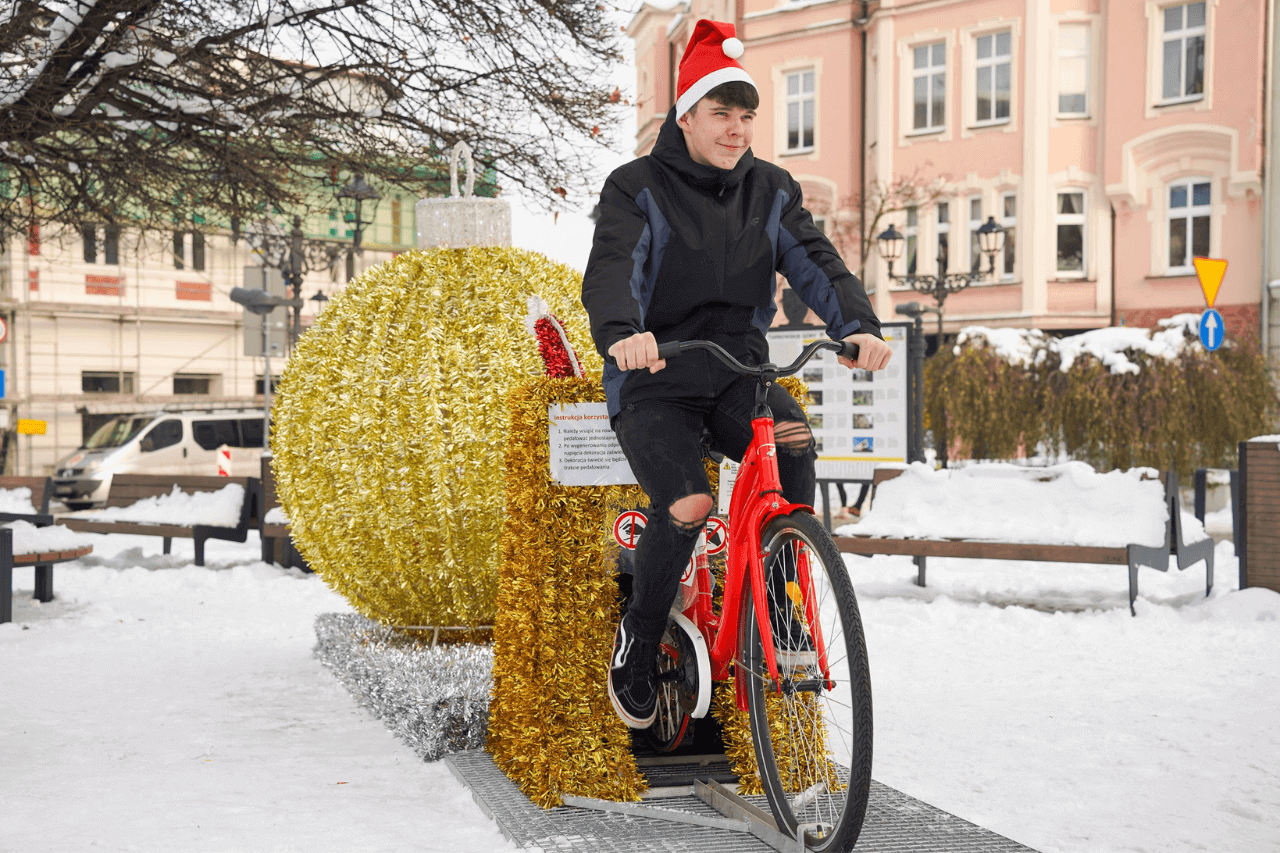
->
xmin=313 ymin=613 xmax=493 ymax=761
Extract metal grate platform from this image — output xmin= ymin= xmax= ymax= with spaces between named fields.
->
xmin=445 ymin=750 xmax=1040 ymax=853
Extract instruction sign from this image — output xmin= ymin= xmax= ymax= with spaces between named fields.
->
xmin=548 ymin=402 xmax=638 ymax=486
xmin=766 ymin=324 xmax=910 ymax=481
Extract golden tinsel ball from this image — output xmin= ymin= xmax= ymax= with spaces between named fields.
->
xmin=271 ymin=247 xmax=598 ymax=628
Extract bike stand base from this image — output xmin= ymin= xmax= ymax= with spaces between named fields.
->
xmin=444 ymin=749 xmax=1042 ymax=853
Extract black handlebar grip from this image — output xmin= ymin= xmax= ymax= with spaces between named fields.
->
xmin=839 ymin=341 xmax=861 ymax=361
xmin=656 ymin=341 xmax=683 ymax=361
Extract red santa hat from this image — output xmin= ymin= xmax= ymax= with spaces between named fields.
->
xmin=675 ymin=20 xmax=756 ymax=118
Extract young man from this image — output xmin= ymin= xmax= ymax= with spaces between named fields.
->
xmin=582 ymin=19 xmax=892 ymax=729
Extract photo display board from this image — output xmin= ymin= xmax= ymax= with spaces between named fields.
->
xmin=766 ymin=322 xmax=910 ymax=481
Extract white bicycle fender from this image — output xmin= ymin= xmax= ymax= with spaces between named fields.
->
xmin=669 ymin=608 xmax=712 ymax=719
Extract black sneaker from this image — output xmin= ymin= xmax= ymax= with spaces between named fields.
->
xmin=608 ymin=616 xmax=658 ymax=729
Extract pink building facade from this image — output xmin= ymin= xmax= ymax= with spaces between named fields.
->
xmin=628 ymin=0 xmax=1267 ymax=342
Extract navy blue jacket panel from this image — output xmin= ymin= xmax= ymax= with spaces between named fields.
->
xmin=582 ymin=107 xmax=882 ymax=417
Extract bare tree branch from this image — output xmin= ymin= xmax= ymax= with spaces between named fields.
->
xmin=0 ymin=0 xmax=627 ymax=235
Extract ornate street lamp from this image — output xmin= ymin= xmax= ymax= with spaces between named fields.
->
xmin=244 ymin=216 xmax=342 ymax=350
xmin=336 ymin=171 xmax=382 ymax=253
xmin=877 ymin=215 xmax=1006 ymax=340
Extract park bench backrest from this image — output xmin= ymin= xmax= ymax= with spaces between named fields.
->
xmin=0 ymin=476 xmax=53 ymax=514
xmin=106 ymin=474 xmax=259 ymax=528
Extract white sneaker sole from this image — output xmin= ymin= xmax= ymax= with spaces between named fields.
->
xmin=607 ymin=672 xmax=657 ymax=729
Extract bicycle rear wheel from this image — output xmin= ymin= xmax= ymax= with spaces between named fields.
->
xmin=739 ymin=510 xmax=872 ymax=853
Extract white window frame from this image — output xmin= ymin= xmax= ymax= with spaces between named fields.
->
xmin=1159 ymin=2 xmax=1206 ymax=105
xmin=1056 ymin=22 xmax=1091 ymax=118
xmin=973 ymin=30 xmax=1012 ymax=127
xmin=1000 ymin=192 xmax=1017 ymax=282
xmin=1166 ymin=177 xmax=1212 ymax=274
xmin=1055 ymin=190 xmax=1087 ymax=279
xmin=784 ymin=69 xmax=816 ymax=153
xmin=967 ymin=196 xmax=985 ymax=273
xmin=911 ymin=41 xmax=947 ymax=133
xmin=935 ymin=200 xmax=951 ymax=273
xmin=904 ymin=206 xmax=919 ymax=275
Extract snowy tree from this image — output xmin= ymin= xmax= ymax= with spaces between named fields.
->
xmin=0 ymin=0 xmax=625 ymax=234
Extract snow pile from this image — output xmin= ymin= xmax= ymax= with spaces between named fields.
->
xmin=3 ymin=520 xmax=93 ymax=554
xmin=850 ymin=461 xmax=1169 ymax=547
xmin=0 ymin=486 xmax=38 ymax=515
xmin=957 ymin=314 xmax=1200 ymax=375
xmin=314 ymin=614 xmax=491 ymax=762
xmin=77 ymin=483 xmax=245 ymax=527
xmin=264 ymin=506 xmax=289 ymax=525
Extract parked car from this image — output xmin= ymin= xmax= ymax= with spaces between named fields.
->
xmin=52 ymin=408 xmax=267 ymax=509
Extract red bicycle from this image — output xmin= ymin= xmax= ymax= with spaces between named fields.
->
xmin=641 ymin=338 xmax=873 ymax=853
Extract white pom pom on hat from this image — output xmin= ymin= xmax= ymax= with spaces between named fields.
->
xmin=722 ymin=37 xmax=744 ymax=59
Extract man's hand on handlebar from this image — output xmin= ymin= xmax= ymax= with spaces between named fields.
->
xmin=840 ymin=333 xmax=893 ymax=371
xmin=608 ymin=331 xmax=667 ymax=373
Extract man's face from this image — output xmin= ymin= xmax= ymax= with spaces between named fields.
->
xmin=677 ymin=99 xmax=755 ymax=170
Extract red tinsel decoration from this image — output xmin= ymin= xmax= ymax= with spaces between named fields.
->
xmin=534 ymin=317 xmax=578 ymax=378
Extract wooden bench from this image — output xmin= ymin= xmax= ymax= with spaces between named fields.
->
xmin=258 ymin=455 xmax=309 ymax=571
xmin=57 ymin=474 xmax=259 ymax=566
xmin=834 ymin=467 xmax=1215 ymax=615
xmin=0 ymin=477 xmax=93 ymax=622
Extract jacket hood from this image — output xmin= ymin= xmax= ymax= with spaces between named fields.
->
xmin=651 ymin=106 xmax=754 ymax=194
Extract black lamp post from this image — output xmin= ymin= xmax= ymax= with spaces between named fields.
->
xmin=877 ymin=216 xmax=1005 ymax=342
xmin=244 ymin=216 xmax=341 ymax=351
xmin=336 ymin=172 xmax=382 ymax=254
xmin=893 ymin=301 xmax=941 ymax=464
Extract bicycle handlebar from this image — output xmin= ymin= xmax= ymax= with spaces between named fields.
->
xmin=655 ymin=338 xmax=860 ymax=378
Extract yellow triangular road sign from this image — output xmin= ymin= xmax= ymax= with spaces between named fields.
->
xmin=1193 ymin=257 xmax=1227 ymax=307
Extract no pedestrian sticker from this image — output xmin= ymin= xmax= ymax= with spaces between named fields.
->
xmin=705 ymin=517 xmax=729 ymax=554
xmin=613 ymin=510 xmax=647 ymax=550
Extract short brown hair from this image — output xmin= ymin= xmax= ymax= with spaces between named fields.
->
xmin=696 ymin=81 xmax=759 ymax=112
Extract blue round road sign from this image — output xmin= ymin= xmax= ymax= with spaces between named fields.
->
xmin=1199 ymin=309 xmax=1224 ymax=351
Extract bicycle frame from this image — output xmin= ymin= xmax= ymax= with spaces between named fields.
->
xmin=679 ymin=411 xmax=827 ymax=712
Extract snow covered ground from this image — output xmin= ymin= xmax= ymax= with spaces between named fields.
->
xmin=3 ymin=523 xmax=1278 ymax=852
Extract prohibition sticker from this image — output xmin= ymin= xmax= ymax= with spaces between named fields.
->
xmin=705 ymin=517 xmax=729 ymax=554
xmin=613 ymin=510 xmax=647 ymax=550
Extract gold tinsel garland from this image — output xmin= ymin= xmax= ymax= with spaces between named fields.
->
xmin=271 ymin=247 xmax=597 ymax=628
xmin=488 ymin=377 xmax=647 ymax=807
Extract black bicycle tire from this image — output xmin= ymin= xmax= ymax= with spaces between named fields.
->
xmin=739 ymin=510 xmax=873 ymax=853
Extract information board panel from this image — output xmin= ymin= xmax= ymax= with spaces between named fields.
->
xmin=766 ymin=323 xmax=910 ymax=481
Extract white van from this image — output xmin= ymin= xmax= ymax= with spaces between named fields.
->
xmin=51 ymin=408 xmax=268 ymax=509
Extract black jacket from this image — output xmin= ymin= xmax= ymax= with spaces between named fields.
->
xmin=582 ymin=107 xmax=882 ymax=417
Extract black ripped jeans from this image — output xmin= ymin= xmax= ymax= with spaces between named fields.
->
xmin=613 ymin=378 xmax=816 ymax=646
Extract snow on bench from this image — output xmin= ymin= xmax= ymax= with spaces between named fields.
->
xmin=834 ymin=462 xmax=1215 ymax=614
xmin=58 ymin=475 xmax=258 ymax=567
xmin=0 ymin=519 xmax=94 ymax=624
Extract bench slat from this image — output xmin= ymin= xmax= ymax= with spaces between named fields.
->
xmin=834 ymin=536 xmax=1129 ymax=564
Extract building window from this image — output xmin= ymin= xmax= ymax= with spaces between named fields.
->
xmin=82 ymin=371 xmax=135 ymax=394
xmin=936 ymin=201 xmax=950 ymax=272
xmin=1162 ymin=2 xmax=1205 ymax=103
xmin=968 ymin=197 xmax=984 ymax=273
xmin=912 ymin=42 xmax=946 ymax=132
xmin=1168 ymin=178 xmax=1210 ymax=273
xmin=173 ymin=231 xmax=205 ymax=271
xmin=974 ymin=31 xmax=1011 ymax=124
xmin=904 ymin=206 xmax=918 ymax=274
xmin=174 ymin=374 xmax=217 ymax=395
xmin=785 ymin=70 xmax=815 ymax=152
xmin=1057 ymin=24 xmax=1090 ymax=116
xmin=1000 ymin=193 xmax=1017 ymax=280
xmin=1056 ymin=191 xmax=1086 ymax=276
xmin=84 ymin=225 xmax=119 ymax=264
xmin=255 ymin=374 xmax=282 ymax=396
